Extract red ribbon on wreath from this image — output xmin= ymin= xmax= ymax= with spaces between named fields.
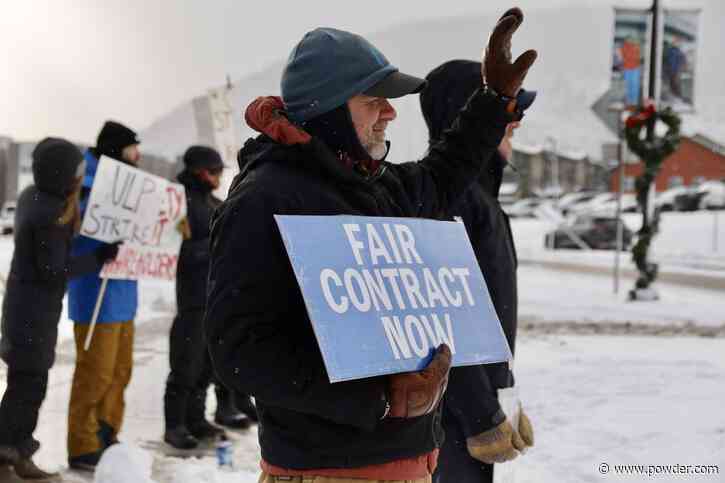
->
xmin=625 ymin=101 xmax=657 ymax=129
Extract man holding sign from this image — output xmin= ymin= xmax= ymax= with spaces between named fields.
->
xmin=206 ymin=9 xmax=536 ymax=483
xmin=67 ymin=120 xmax=142 ymax=471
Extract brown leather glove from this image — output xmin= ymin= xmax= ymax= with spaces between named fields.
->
xmin=518 ymin=408 xmax=535 ymax=447
xmin=482 ymin=7 xmax=538 ymax=98
xmin=387 ymin=344 xmax=452 ymax=418
xmin=467 ymin=408 xmax=534 ymax=464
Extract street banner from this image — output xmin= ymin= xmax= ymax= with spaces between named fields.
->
xmin=660 ymin=9 xmax=700 ymax=112
xmin=275 ymin=215 xmax=512 ymax=383
xmin=80 ymin=156 xmax=187 ymax=281
xmin=611 ymin=8 xmax=651 ymax=109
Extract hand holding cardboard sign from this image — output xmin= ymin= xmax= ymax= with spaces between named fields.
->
xmin=387 ymin=344 xmax=452 ymax=418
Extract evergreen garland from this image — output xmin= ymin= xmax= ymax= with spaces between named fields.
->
xmin=624 ymin=103 xmax=681 ymax=298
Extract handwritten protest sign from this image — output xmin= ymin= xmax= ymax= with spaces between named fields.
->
xmin=275 ymin=215 xmax=512 ymax=383
xmin=207 ymin=85 xmax=240 ymax=198
xmin=80 ymin=156 xmax=187 ymax=281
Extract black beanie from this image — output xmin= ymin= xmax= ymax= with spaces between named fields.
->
xmin=182 ymin=145 xmax=224 ymax=171
xmin=96 ymin=120 xmax=139 ymax=160
xmin=32 ymin=137 xmax=84 ymax=197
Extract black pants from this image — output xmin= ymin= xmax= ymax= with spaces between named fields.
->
xmin=0 ymin=368 xmax=48 ymax=458
xmin=164 ymin=310 xmax=213 ymax=429
xmin=434 ymin=416 xmax=493 ymax=483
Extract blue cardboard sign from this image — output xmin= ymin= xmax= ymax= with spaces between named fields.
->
xmin=275 ymin=215 xmax=512 ymax=383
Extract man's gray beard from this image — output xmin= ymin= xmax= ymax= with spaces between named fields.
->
xmin=365 ymin=140 xmax=388 ymax=160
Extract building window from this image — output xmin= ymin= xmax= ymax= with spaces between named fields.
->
xmin=668 ymin=176 xmax=684 ymax=188
xmin=623 ymin=176 xmax=636 ymax=191
xmin=692 ymin=176 xmax=706 ymax=186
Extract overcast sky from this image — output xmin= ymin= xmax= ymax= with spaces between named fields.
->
xmin=1 ymin=0 xmax=707 ymax=144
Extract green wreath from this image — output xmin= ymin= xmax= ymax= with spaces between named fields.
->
xmin=624 ymin=105 xmax=681 ymax=165
xmin=623 ymin=104 xmax=682 ymax=298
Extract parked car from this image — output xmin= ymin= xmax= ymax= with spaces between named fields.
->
xmin=672 ymin=181 xmax=725 ymax=211
xmin=698 ymin=180 xmax=725 ymax=210
xmin=544 ymin=215 xmax=633 ymax=250
xmin=590 ymin=194 xmax=639 ymax=216
xmin=655 ymin=185 xmax=690 ymax=212
xmin=557 ymin=191 xmax=597 ymax=215
xmin=0 ymin=201 xmax=16 ymax=235
xmin=673 ymin=187 xmax=705 ymax=212
xmin=568 ymin=192 xmax=615 ymax=216
xmin=504 ymin=198 xmax=542 ymax=218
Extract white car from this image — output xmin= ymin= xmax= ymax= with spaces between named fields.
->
xmin=0 ymin=201 xmax=16 ymax=235
xmin=590 ymin=194 xmax=639 ymax=217
xmin=557 ymin=191 xmax=597 ymax=215
xmin=698 ymin=181 xmax=725 ymax=210
xmin=504 ymin=198 xmax=542 ymax=218
xmin=655 ymin=186 xmax=690 ymax=212
xmin=568 ymin=193 xmax=615 ymax=216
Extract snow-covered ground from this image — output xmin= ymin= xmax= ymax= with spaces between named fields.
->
xmin=518 ymin=264 xmax=725 ymax=329
xmin=6 ymin=314 xmax=723 ymax=483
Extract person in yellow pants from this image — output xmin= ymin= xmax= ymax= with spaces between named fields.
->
xmin=68 ymin=323 xmax=134 ymax=461
xmin=67 ymin=121 xmax=141 ymax=471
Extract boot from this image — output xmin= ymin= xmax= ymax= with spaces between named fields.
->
xmin=214 ymin=391 xmax=251 ymax=430
xmin=235 ymin=394 xmax=259 ymax=424
xmin=68 ymin=451 xmax=101 ymax=472
xmin=97 ymin=421 xmax=119 ymax=449
xmin=13 ymin=457 xmax=59 ymax=480
xmin=0 ymin=446 xmax=19 ymax=465
xmin=0 ymin=464 xmax=23 ymax=483
xmin=163 ymin=426 xmax=198 ymax=450
xmin=187 ymin=419 xmax=225 ymax=441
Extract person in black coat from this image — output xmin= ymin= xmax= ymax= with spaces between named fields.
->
xmin=164 ymin=146 xmax=255 ymax=450
xmin=420 ymin=60 xmax=536 ymax=483
xmin=0 ymin=138 xmax=119 ymax=479
xmin=205 ymin=13 xmax=536 ymax=480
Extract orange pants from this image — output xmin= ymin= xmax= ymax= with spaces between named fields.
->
xmin=67 ymin=322 xmax=134 ymax=457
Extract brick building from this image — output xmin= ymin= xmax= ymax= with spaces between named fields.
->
xmin=610 ymin=134 xmax=725 ymax=193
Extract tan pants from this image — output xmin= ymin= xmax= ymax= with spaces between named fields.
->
xmin=258 ymin=474 xmax=432 ymax=483
xmin=68 ymin=322 xmax=134 ymax=456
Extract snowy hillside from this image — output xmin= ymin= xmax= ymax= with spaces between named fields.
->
xmin=140 ymin=1 xmax=725 ymax=164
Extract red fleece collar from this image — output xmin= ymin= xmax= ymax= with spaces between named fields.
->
xmin=245 ymin=96 xmax=311 ymax=145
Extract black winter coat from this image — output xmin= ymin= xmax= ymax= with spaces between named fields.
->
xmin=442 ymin=154 xmax=519 ymax=439
xmin=205 ymin=89 xmax=516 ymax=470
xmin=1 ymin=186 xmax=100 ymax=372
xmin=175 ymin=171 xmax=221 ymax=312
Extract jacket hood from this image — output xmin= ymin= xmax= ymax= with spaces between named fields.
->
xmin=420 ymin=60 xmax=518 ymax=197
xmin=32 ymin=137 xmax=84 ymax=197
xmin=420 ymin=60 xmax=484 ymax=143
xmin=244 ymin=96 xmax=386 ymax=176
